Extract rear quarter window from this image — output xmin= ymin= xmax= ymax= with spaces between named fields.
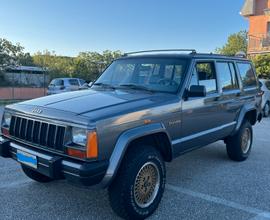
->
xmin=236 ymin=63 xmax=257 ymax=88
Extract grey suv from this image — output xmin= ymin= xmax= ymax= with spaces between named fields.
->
xmin=0 ymin=50 xmax=262 ymax=219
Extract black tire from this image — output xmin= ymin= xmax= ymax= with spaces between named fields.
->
xmin=21 ymin=165 xmax=53 ymax=183
xmin=226 ymin=120 xmax=253 ymax=162
xmin=108 ymin=145 xmax=166 ymax=220
xmin=263 ymin=102 xmax=270 ymax=117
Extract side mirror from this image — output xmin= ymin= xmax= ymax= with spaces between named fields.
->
xmin=188 ymin=85 xmax=206 ymax=97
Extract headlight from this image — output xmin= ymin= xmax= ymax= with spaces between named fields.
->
xmin=72 ymin=127 xmax=87 ymax=146
xmin=2 ymin=112 xmax=12 ymax=129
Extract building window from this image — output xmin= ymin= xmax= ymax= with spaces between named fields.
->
xmin=267 ymin=22 xmax=270 ymax=35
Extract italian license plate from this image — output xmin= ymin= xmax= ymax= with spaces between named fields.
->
xmin=17 ymin=150 xmax=37 ymax=169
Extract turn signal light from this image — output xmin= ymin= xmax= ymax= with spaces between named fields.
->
xmin=86 ymin=131 xmax=98 ymax=158
xmin=1 ymin=128 xmax=9 ymax=136
xmin=67 ymin=148 xmax=86 ymax=159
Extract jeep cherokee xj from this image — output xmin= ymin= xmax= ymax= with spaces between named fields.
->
xmin=0 ymin=50 xmax=262 ymax=219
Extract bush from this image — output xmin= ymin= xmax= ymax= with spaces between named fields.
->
xmin=251 ymin=54 xmax=270 ymax=79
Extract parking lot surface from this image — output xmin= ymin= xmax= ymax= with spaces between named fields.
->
xmin=0 ymin=106 xmax=270 ymax=220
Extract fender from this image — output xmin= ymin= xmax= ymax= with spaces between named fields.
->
xmin=100 ymin=123 xmax=172 ymax=188
xmin=232 ymin=104 xmax=257 ymax=135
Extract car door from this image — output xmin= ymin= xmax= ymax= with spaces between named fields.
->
xmin=48 ymin=79 xmax=64 ymax=94
xmin=177 ymin=60 xmax=224 ymax=153
xmin=68 ymin=79 xmax=80 ymax=91
xmin=215 ymin=61 xmax=242 ymax=126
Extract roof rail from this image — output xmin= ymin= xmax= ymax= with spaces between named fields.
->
xmin=123 ymin=49 xmax=197 ymax=56
xmin=195 ymin=53 xmax=226 ymax=56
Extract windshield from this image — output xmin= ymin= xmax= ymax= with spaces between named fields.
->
xmin=94 ymin=58 xmax=189 ymax=93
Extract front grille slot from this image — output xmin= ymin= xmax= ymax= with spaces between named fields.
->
xmin=33 ymin=121 xmax=41 ymax=144
xmin=10 ymin=116 xmax=66 ymax=152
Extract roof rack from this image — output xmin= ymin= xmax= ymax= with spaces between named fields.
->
xmin=123 ymin=49 xmax=197 ymax=56
xmin=195 ymin=52 xmax=247 ymax=59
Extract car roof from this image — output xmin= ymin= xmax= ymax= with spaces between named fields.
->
xmin=116 ymin=53 xmax=250 ymax=62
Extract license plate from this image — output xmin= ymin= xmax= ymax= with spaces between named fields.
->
xmin=17 ymin=150 xmax=37 ymax=169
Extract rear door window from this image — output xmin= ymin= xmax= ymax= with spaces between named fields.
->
xmin=216 ymin=62 xmax=239 ymax=91
xmin=69 ymin=79 xmax=80 ymax=86
xmin=193 ymin=62 xmax=218 ymax=94
xmin=237 ymin=63 xmax=257 ymax=88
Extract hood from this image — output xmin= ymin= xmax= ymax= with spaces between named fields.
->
xmin=16 ymin=89 xmax=178 ymax=116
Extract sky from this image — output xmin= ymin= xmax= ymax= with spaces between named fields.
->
xmin=0 ymin=0 xmax=248 ymax=56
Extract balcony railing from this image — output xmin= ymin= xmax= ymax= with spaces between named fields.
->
xmin=248 ymin=34 xmax=270 ymax=54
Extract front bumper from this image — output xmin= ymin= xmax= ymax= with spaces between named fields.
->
xmin=0 ymin=136 xmax=108 ymax=187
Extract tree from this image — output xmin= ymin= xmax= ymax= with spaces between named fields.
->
xmin=252 ymin=54 xmax=270 ymax=79
xmin=17 ymin=52 xmax=34 ymax=66
xmin=0 ymin=38 xmax=33 ymax=66
xmin=0 ymin=38 xmax=24 ymax=65
xmin=74 ymin=50 xmax=122 ymax=81
xmin=216 ymin=31 xmax=248 ymax=56
xmin=32 ymin=50 xmax=122 ymax=82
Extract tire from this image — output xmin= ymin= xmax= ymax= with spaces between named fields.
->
xmin=263 ymin=102 xmax=270 ymax=117
xmin=21 ymin=165 xmax=53 ymax=183
xmin=108 ymin=145 xmax=166 ymax=220
xmin=226 ymin=120 xmax=253 ymax=162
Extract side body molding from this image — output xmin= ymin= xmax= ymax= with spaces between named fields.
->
xmin=100 ymin=123 xmax=172 ymax=188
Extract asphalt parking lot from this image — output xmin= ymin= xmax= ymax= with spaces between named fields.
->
xmin=0 ymin=106 xmax=270 ymax=220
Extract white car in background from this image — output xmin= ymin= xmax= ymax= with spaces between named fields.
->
xmin=259 ymin=79 xmax=270 ymax=117
xmin=47 ymin=78 xmax=86 ymax=95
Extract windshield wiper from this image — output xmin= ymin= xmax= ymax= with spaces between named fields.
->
xmin=93 ymin=82 xmax=116 ymax=90
xmin=119 ymin=83 xmax=153 ymax=92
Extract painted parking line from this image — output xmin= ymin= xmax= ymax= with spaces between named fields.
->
xmin=166 ymin=184 xmax=270 ymax=219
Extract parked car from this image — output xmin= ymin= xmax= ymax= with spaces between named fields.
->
xmin=47 ymin=78 xmax=86 ymax=95
xmin=0 ymin=50 xmax=262 ymax=219
xmin=259 ymin=79 xmax=270 ymax=117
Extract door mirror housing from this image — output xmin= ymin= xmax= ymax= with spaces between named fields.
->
xmin=188 ymin=85 xmax=206 ymax=97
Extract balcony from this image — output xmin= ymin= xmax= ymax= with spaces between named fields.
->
xmin=248 ymin=34 xmax=270 ymax=54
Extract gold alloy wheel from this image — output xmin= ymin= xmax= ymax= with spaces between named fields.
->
xmin=133 ymin=162 xmax=160 ymax=208
xmin=241 ymin=128 xmax=251 ymax=154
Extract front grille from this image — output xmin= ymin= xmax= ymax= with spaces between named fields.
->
xmin=9 ymin=116 xmax=66 ymax=151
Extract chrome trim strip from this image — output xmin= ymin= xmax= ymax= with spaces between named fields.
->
xmin=62 ymin=160 xmax=81 ymax=169
xmin=38 ymin=162 xmax=49 ymax=168
xmin=11 ymin=151 xmax=16 ymax=156
xmin=172 ymin=121 xmax=237 ymax=145
xmin=10 ymin=142 xmax=53 ymax=161
xmin=54 ymin=126 xmax=58 ymax=146
xmin=62 ymin=170 xmax=80 ymax=177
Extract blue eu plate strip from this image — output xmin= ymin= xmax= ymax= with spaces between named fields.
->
xmin=17 ymin=153 xmax=37 ymax=165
